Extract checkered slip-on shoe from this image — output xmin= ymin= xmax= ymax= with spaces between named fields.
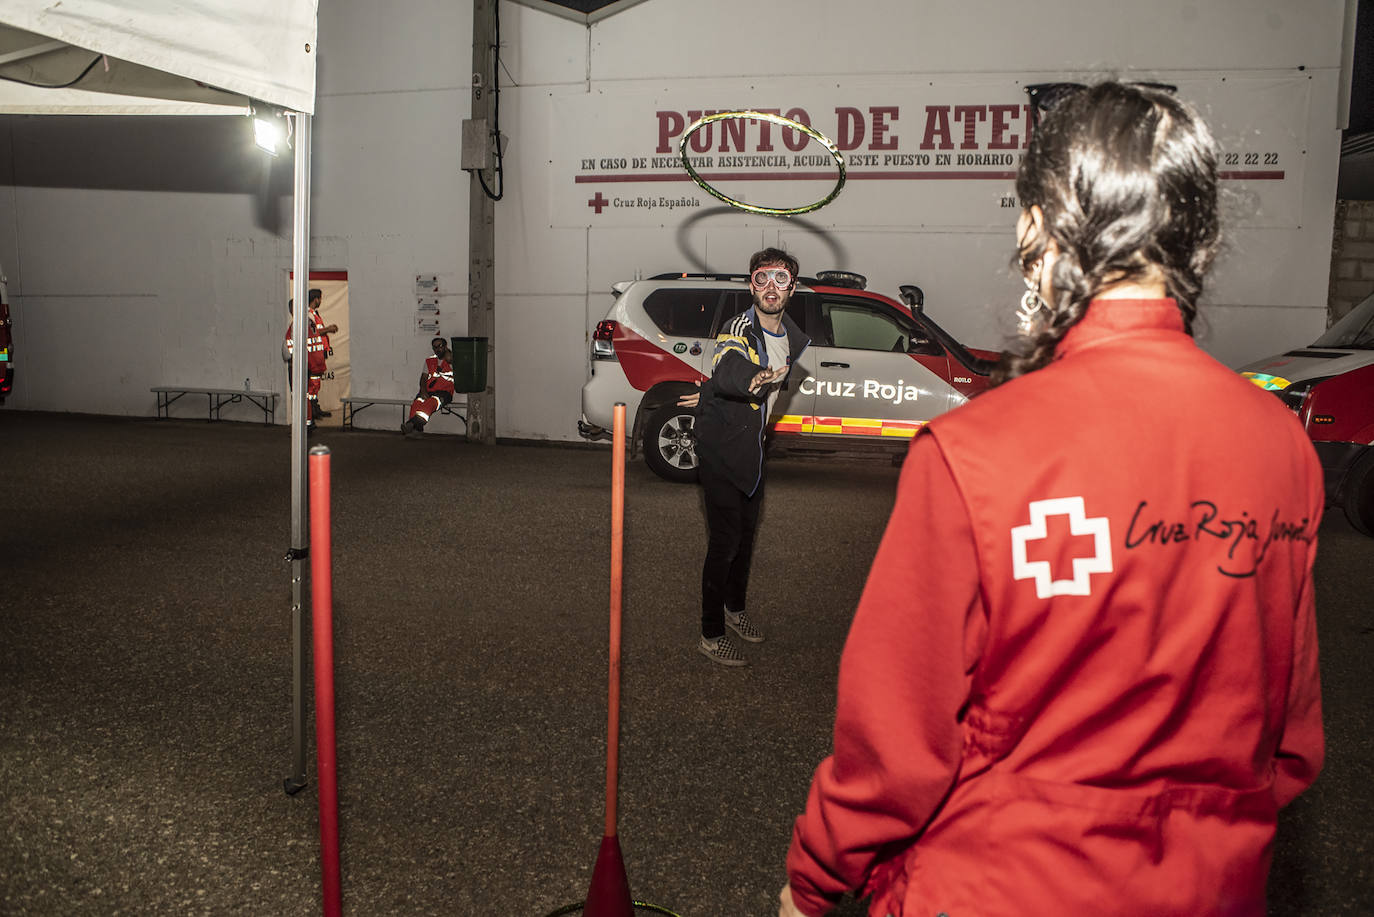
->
xmin=698 ymin=634 xmax=748 ymax=667
xmin=725 ymin=609 xmax=764 ymax=643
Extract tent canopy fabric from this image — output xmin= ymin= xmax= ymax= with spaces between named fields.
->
xmin=0 ymin=0 xmax=317 ymax=115
xmin=0 ymin=1 xmax=321 ymax=792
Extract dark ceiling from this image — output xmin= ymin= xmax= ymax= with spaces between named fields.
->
xmin=539 ymin=0 xmax=623 ymax=12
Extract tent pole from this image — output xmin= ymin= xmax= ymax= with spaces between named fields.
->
xmin=284 ymin=110 xmax=313 ymax=796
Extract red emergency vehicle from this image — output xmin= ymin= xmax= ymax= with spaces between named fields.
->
xmin=1239 ymin=292 xmax=1374 ymax=535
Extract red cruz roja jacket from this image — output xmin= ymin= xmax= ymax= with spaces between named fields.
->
xmin=787 ymin=299 xmax=1325 ymax=917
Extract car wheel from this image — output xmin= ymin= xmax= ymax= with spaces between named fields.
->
xmin=1342 ymin=448 xmax=1374 ymax=536
xmin=643 ymin=402 xmax=698 ymax=483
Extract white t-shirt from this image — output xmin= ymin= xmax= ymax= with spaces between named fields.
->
xmin=762 ymin=325 xmax=789 ymax=419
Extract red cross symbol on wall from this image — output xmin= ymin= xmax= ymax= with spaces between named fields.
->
xmin=588 ymin=192 xmax=609 ymax=214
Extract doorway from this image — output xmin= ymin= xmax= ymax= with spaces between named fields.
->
xmin=287 ymin=271 xmax=350 ymax=428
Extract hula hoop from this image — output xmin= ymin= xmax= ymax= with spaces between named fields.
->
xmin=678 ymin=110 xmax=846 ymax=216
xmin=543 ymin=901 xmax=683 ymax=917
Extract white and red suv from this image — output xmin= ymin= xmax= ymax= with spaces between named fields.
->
xmin=579 ymin=270 xmax=1000 ymax=482
xmin=1239 ymin=291 xmax=1374 ymax=535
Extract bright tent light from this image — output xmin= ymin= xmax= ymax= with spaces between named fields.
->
xmin=254 ymin=115 xmax=284 ymax=155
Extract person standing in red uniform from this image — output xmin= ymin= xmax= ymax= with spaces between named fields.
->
xmin=283 ymin=288 xmax=338 ymax=426
xmin=402 ymin=336 xmax=455 ymax=437
xmin=781 ymin=82 xmax=1324 ymax=917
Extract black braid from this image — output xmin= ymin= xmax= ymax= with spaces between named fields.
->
xmin=993 ymin=82 xmax=1220 ymax=386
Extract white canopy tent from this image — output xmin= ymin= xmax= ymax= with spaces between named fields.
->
xmin=0 ymin=0 xmax=320 ymax=792
xmin=0 ymin=0 xmax=315 ymax=114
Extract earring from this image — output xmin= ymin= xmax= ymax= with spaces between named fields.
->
xmin=1015 ymin=261 xmax=1048 ymax=335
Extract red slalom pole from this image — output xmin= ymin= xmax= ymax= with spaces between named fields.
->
xmin=309 ymin=446 xmax=342 ymax=917
xmin=584 ymin=402 xmax=634 ymax=917
xmin=606 ymin=401 xmax=625 ymax=839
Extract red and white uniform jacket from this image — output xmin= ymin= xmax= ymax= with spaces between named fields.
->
xmin=421 ymin=355 xmax=455 ymax=397
xmin=410 ymin=355 xmax=455 ymax=421
xmin=787 ymin=299 xmax=1324 ymax=917
xmin=285 ymin=307 xmax=330 ymax=375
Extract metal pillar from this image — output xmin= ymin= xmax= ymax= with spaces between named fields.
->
xmin=284 ymin=111 xmax=312 ymax=795
xmin=467 ymin=0 xmax=497 ymax=444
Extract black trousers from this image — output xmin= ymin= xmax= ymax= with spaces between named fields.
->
xmin=699 ymin=464 xmax=764 ymax=639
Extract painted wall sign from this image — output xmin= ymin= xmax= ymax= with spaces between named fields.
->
xmin=552 ymin=76 xmax=1307 ymax=229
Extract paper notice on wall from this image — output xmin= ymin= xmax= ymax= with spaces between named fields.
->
xmin=416 ymin=296 xmax=441 ymax=335
xmin=415 ymin=274 xmax=439 ymax=295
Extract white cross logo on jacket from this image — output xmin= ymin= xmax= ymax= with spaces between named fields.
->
xmin=1011 ymin=496 xmax=1114 ymax=599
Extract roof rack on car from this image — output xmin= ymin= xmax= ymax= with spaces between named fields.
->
xmin=648 ymin=272 xmax=751 ymax=282
xmin=814 ymin=270 xmax=867 ymax=290
xmin=645 ymin=271 xmax=858 ymax=288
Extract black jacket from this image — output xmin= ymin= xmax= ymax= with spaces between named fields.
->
xmin=695 ymin=306 xmax=810 ymax=496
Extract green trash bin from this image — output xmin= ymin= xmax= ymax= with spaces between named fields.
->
xmin=450 ymin=336 xmax=488 ymax=393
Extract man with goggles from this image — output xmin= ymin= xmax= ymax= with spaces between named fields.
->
xmin=691 ymin=247 xmax=810 ymax=667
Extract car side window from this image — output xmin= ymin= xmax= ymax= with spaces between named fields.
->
xmin=642 ymin=288 xmax=723 ymax=338
xmin=822 ymin=298 xmax=940 ymax=354
xmin=785 ymin=293 xmax=810 ymax=335
xmin=711 ymin=291 xmax=755 ymax=336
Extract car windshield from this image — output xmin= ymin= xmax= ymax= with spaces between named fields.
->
xmin=1312 ymin=293 xmax=1374 ymax=349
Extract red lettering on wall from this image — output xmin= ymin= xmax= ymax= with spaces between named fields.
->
xmin=836 ymin=107 xmax=865 ymax=151
xmin=686 ymin=110 xmax=719 ymax=153
xmin=920 ymin=106 xmax=953 ymax=150
xmin=655 ymin=101 xmax=1021 ymax=156
xmin=953 ymin=105 xmax=986 ymax=150
xmin=753 ymin=108 xmax=781 ymax=151
xmin=869 ymin=106 xmax=898 ymax=150
xmin=719 ymin=115 xmax=746 ymax=152
xmin=656 ymin=110 xmax=685 ymax=154
xmin=988 ymin=104 xmax=1020 ymax=150
xmin=782 ymin=107 xmax=812 ymax=152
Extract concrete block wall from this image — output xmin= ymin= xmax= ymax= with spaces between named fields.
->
xmin=1330 ymin=199 xmax=1374 ymax=324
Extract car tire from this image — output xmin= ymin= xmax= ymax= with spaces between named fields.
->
xmin=643 ymin=402 xmax=699 ymax=483
xmin=1341 ymin=447 xmax=1374 ymax=536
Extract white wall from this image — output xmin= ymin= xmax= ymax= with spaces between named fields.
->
xmin=0 ymin=0 xmax=1352 ymax=437
xmin=0 ymin=0 xmax=474 ymax=425
xmin=497 ymin=0 xmax=1348 ymax=442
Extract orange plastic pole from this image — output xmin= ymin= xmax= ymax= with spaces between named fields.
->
xmin=584 ymin=403 xmax=635 ymax=917
xmin=606 ymin=402 xmax=626 ymax=838
xmin=309 ymin=446 xmax=342 ymax=917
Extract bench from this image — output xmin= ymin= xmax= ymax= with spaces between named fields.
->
xmin=341 ymin=395 xmax=468 ymax=431
xmin=152 ymin=386 xmax=279 ymax=425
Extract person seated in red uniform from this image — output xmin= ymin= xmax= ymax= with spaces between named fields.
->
xmin=402 ymin=336 xmax=455 ymax=437
xmin=780 ymin=81 xmax=1325 ymax=917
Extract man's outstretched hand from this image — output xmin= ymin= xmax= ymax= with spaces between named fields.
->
xmin=750 ymin=365 xmax=789 ymax=394
xmin=677 ymin=380 xmax=701 ymax=407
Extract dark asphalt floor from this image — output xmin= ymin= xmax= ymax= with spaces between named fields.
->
xmin=0 ymin=410 xmax=1370 ymax=916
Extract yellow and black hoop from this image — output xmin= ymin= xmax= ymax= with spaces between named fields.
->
xmin=678 ymin=110 xmax=846 ymax=216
